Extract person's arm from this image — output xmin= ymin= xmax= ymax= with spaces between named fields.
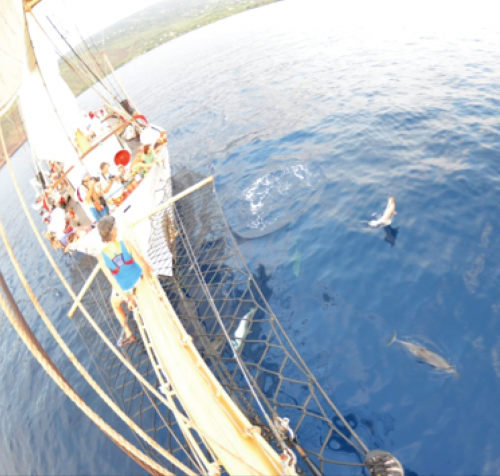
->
xmin=84 ymin=183 xmax=94 ymax=205
xmin=131 ymin=162 xmax=144 ymax=174
xmin=131 ymin=151 xmax=144 ymax=168
xmin=102 ymin=178 xmax=114 ymax=194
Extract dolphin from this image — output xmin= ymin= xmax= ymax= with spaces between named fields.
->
xmin=231 ymin=307 xmax=257 ymax=353
xmin=369 ymin=197 xmax=397 ymax=228
xmin=207 ymin=307 xmax=257 ymax=354
xmin=387 ymin=331 xmax=460 ymax=376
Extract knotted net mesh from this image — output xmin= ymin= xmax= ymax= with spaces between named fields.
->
xmin=69 ymin=168 xmax=370 ymax=475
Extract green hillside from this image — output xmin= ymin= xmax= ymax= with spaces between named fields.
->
xmin=1 ymin=0 xmax=279 ymax=161
xmin=60 ymin=0 xmax=278 ymax=95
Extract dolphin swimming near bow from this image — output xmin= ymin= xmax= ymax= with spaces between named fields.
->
xmin=387 ymin=331 xmax=460 ymax=376
xmin=231 ymin=307 xmax=257 ymax=353
xmin=368 ymin=196 xmax=397 ymax=228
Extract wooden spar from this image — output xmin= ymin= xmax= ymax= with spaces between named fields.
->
xmin=67 ymin=264 xmax=101 ymax=318
xmin=134 ymin=275 xmax=284 ymax=475
xmin=130 ymin=176 xmax=214 ymax=227
xmin=127 ymin=173 xmax=288 ymax=473
xmin=79 ymin=118 xmax=134 ymax=160
xmin=49 ymin=165 xmax=74 ymax=190
xmin=0 ymin=124 xmax=183 ymax=476
xmin=0 ymin=269 xmax=171 ymax=476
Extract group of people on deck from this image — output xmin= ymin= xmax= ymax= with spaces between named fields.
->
xmin=43 ymin=200 xmax=93 ymax=253
xmin=78 ymin=133 xmax=166 ymax=224
xmin=36 ymin=161 xmax=90 ymax=252
xmin=40 ymin=129 xmax=168 ymax=347
xmin=95 ymin=133 xmax=168 ymax=347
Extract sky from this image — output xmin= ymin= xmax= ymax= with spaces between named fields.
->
xmin=34 ymin=0 xmax=164 ymax=42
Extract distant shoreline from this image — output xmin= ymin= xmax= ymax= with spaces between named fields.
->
xmin=60 ymin=0 xmax=279 ymax=96
xmin=1 ymin=0 xmax=279 ymax=166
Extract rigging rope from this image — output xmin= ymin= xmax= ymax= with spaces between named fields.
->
xmin=0 ymin=268 xmax=170 ymax=476
xmin=67 ymin=255 xmax=207 ymax=473
xmin=0 ymin=127 xmax=197 ymax=476
xmin=214 ymin=190 xmax=370 ymax=456
xmin=45 ymin=15 xmax=124 ymax=106
xmin=145 ymin=169 xmax=373 ymax=472
xmin=60 ymin=2 xmax=124 ymax=101
xmin=174 ymin=175 xmax=368 ymax=458
xmin=2 ymin=131 xmax=281 ymax=475
xmin=171 ymin=198 xmax=291 ymax=456
xmin=28 ymin=10 xmax=130 ymax=120
xmin=29 ymin=12 xmax=116 ymax=106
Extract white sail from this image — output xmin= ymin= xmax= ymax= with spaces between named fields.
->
xmin=0 ymin=0 xmax=27 ymax=115
xmin=19 ymin=12 xmax=124 ymax=188
xmin=19 ymin=14 xmax=81 ymax=165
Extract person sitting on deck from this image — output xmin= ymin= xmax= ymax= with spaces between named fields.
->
xmin=82 ymin=174 xmax=109 ymax=222
xmin=97 ymin=216 xmax=154 ymax=347
xmin=47 ymin=232 xmax=63 ymax=251
xmin=59 ymin=225 xmax=93 ymax=253
xmin=131 ymin=144 xmax=156 ymax=176
xmin=129 ymin=145 xmax=143 ymax=171
xmin=47 ymin=203 xmax=68 ymax=242
xmin=117 ymin=165 xmax=131 ymax=185
xmin=100 ymin=162 xmax=121 ymax=197
xmin=154 ymin=131 xmax=168 ymax=153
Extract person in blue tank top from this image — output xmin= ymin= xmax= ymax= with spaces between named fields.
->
xmin=97 ymin=215 xmax=153 ymax=347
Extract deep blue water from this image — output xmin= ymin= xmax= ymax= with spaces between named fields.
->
xmin=2 ymin=0 xmax=500 ymax=474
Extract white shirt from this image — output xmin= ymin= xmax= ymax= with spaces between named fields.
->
xmin=48 ymin=207 xmax=66 ymax=240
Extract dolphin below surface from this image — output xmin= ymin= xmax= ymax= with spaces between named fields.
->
xmin=387 ymin=331 xmax=460 ymax=377
xmin=231 ymin=307 xmax=257 ymax=353
xmin=369 ymin=196 xmax=397 ymax=228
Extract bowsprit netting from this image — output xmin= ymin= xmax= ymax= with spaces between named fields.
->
xmin=68 ymin=254 xmax=212 ymax=475
xmin=147 ymin=168 xmax=371 ymax=475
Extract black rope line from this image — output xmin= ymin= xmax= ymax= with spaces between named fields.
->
xmin=145 ymin=168 xmax=371 ymax=473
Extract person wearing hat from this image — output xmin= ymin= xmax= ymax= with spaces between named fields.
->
xmin=97 ymin=216 xmax=153 ymax=347
xmin=131 ymin=144 xmax=156 ymax=176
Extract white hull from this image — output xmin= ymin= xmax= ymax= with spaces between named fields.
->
xmin=73 ymin=147 xmax=173 ymax=277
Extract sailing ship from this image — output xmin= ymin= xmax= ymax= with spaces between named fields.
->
xmin=0 ymin=1 xmax=404 ymax=475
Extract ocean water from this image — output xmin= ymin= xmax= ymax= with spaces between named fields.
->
xmin=2 ymin=0 xmax=500 ymax=474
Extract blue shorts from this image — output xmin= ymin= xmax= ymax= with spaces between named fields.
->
xmin=90 ymin=205 xmax=109 ymax=222
xmin=111 ymin=274 xmax=142 ymax=299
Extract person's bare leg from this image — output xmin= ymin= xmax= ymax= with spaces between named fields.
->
xmin=110 ymin=293 xmax=133 ymax=337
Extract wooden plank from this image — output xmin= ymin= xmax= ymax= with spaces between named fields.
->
xmin=135 ymin=276 xmax=283 ymax=475
xmin=130 ymin=176 xmax=214 ymax=227
xmin=79 ymin=118 xmax=134 ymax=160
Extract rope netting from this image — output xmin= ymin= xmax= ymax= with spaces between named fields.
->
xmin=146 ymin=168 xmax=370 ymax=474
xmin=66 ymin=167 xmax=374 ymax=475
xmin=69 ymin=255 xmax=210 ymax=475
